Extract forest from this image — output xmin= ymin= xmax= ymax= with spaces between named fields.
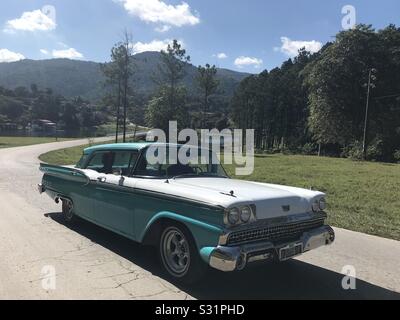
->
xmin=1 ymin=24 xmax=399 ymax=162
xmin=231 ymin=25 xmax=400 ymax=162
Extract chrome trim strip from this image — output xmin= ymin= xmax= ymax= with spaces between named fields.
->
xmin=85 ymin=180 xmax=226 ymax=212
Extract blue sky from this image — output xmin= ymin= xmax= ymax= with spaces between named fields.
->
xmin=0 ymin=0 xmax=399 ymax=72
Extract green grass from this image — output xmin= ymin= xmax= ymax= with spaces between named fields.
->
xmin=0 ymin=136 xmax=72 ymax=149
xmin=225 ymin=155 xmax=400 ymax=241
xmin=39 ymin=144 xmax=400 ymax=240
xmin=98 ymin=123 xmax=150 ymax=135
xmin=39 ymin=139 xmax=113 ymax=165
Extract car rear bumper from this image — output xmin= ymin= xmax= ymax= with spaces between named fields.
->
xmin=38 ymin=183 xmax=45 ymax=194
xmin=208 ymin=225 xmax=335 ymax=272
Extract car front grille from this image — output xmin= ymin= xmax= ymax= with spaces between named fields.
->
xmin=227 ymin=218 xmax=325 ymax=246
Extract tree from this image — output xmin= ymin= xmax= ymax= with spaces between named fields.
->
xmin=305 ymin=24 xmax=400 ymax=160
xmin=101 ymin=45 xmax=125 ymax=142
xmin=146 ymin=40 xmax=190 ymax=133
xmin=101 ymin=30 xmax=135 ymax=143
xmin=196 ymin=64 xmax=219 ymax=128
xmin=61 ymin=102 xmax=80 ymax=131
xmin=121 ymin=30 xmax=134 ymax=142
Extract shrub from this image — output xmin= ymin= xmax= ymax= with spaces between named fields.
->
xmin=366 ymin=138 xmax=384 ymax=162
xmin=302 ymin=143 xmax=317 ymax=155
xmin=394 ymin=150 xmax=400 ymax=163
xmin=342 ymin=141 xmax=364 ymax=161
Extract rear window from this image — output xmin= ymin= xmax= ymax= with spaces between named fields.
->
xmin=83 ymin=150 xmax=139 ymax=176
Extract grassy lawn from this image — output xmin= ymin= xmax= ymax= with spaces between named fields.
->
xmin=39 ymin=143 xmax=400 ymax=241
xmin=0 ymin=136 xmax=72 ymax=149
xmin=225 ymin=155 xmax=400 ymax=241
xmin=39 ymin=140 xmax=113 ymax=165
xmin=98 ymin=123 xmax=150 ymax=136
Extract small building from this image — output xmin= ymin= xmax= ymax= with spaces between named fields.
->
xmin=32 ymin=120 xmax=57 ymax=134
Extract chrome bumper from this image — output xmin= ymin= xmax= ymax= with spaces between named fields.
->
xmin=38 ymin=183 xmax=45 ymax=194
xmin=209 ymin=225 xmax=335 ymax=272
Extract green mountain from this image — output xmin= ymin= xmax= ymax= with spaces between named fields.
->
xmin=0 ymin=52 xmax=249 ymax=101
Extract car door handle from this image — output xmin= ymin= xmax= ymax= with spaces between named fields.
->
xmin=97 ymin=177 xmax=107 ymax=183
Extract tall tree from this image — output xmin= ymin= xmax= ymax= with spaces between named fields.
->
xmin=305 ymin=24 xmax=400 ymax=160
xmin=196 ymin=64 xmax=219 ymax=128
xmin=121 ymin=30 xmax=134 ymax=142
xmin=146 ymin=40 xmax=190 ymax=133
xmin=101 ymin=45 xmax=125 ymax=142
xmin=101 ymin=30 xmax=134 ymax=143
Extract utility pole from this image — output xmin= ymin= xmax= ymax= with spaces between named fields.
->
xmin=362 ymin=68 xmax=377 ymax=160
xmin=115 ymin=79 xmax=121 ymax=143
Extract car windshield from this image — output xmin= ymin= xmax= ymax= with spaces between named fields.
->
xmin=134 ymin=146 xmax=229 ymax=179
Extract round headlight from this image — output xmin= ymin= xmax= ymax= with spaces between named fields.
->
xmin=319 ymin=198 xmax=326 ymax=211
xmin=240 ymin=206 xmax=252 ymax=223
xmin=312 ymin=200 xmax=319 ymax=212
xmin=228 ymin=208 xmax=240 ymax=225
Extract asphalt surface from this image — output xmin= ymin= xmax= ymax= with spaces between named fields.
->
xmin=0 ymin=138 xmax=399 ymax=300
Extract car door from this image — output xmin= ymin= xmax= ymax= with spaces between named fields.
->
xmin=92 ymin=150 xmax=139 ymax=237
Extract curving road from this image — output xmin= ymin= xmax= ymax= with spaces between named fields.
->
xmin=0 ymin=138 xmax=399 ymax=300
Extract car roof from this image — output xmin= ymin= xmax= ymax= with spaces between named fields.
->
xmin=83 ymin=142 xmax=188 ymax=154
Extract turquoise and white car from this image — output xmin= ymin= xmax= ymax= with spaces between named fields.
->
xmin=38 ymin=143 xmax=335 ymax=283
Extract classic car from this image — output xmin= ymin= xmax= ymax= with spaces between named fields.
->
xmin=38 ymin=143 xmax=335 ymax=283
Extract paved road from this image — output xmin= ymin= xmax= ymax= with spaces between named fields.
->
xmin=0 ymin=138 xmax=399 ymax=300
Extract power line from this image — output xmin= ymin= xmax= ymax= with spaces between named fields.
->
xmin=373 ymin=93 xmax=400 ymax=100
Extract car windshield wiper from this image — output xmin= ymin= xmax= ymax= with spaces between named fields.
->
xmin=172 ymin=173 xmax=228 ymax=179
xmin=172 ymin=173 xmax=200 ymax=179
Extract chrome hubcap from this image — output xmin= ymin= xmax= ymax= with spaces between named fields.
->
xmin=65 ymin=200 xmax=74 ymax=220
xmin=162 ymin=228 xmax=190 ymax=276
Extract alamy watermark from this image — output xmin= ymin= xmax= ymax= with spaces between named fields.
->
xmin=342 ymin=5 xmax=356 ymax=30
xmin=341 ymin=265 xmax=357 ymax=290
xmin=41 ymin=265 xmax=56 ymax=291
xmin=42 ymin=5 xmax=57 ymax=25
xmin=146 ymin=122 xmax=255 ymax=176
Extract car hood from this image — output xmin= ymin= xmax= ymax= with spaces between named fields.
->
xmin=133 ymin=177 xmax=324 ymax=220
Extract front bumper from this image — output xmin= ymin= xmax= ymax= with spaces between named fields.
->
xmin=209 ymin=225 xmax=335 ymax=272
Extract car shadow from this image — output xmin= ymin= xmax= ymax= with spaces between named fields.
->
xmin=45 ymin=212 xmax=400 ymax=300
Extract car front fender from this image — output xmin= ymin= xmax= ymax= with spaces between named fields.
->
xmin=139 ymin=211 xmax=224 ymax=263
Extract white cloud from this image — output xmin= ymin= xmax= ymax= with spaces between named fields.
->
xmin=40 ymin=49 xmax=49 ymax=55
xmin=4 ymin=9 xmax=56 ymax=33
xmin=234 ymin=56 xmax=263 ymax=68
xmin=115 ymin=0 xmax=200 ymax=29
xmin=131 ymin=39 xmax=179 ymax=54
xmin=277 ymin=37 xmax=322 ymax=57
xmin=52 ymin=48 xmax=84 ymax=59
xmin=0 ymin=49 xmax=25 ymax=63
xmin=214 ymin=53 xmax=228 ymax=59
xmin=155 ymin=25 xmax=171 ymax=33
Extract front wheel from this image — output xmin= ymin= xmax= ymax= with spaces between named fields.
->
xmin=159 ymin=223 xmax=207 ymax=284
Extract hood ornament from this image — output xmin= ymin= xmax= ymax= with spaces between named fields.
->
xmin=220 ymin=190 xmax=236 ymax=198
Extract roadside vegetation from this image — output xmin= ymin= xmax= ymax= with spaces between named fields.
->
xmin=231 ymin=25 xmax=400 ymax=163
xmin=39 ymin=139 xmax=114 ymax=165
xmin=40 ymin=143 xmax=400 ymax=241
xmin=225 ymin=155 xmax=400 ymax=241
xmin=0 ymin=136 xmax=71 ymax=149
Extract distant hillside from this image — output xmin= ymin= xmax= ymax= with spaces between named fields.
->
xmin=0 ymin=52 xmax=249 ymax=101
